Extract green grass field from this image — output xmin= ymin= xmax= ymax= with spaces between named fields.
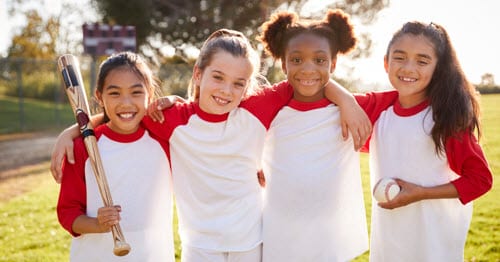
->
xmin=0 ymin=94 xmax=498 ymax=261
xmin=0 ymin=96 xmax=74 ymax=134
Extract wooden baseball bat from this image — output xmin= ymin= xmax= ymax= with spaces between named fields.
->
xmin=57 ymin=54 xmax=131 ymax=256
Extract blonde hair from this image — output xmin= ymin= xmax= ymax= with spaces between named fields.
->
xmin=187 ymin=29 xmax=261 ymax=101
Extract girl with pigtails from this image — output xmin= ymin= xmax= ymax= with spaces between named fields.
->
xmin=257 ymin=9 xmax=398 ymax=262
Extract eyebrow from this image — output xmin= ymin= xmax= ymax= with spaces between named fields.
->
xmin=105 ymin=83 xmax=144 ymax=90
xmin=212 ymin=69 xmax=248 ymax=82
xmin=288 ymin=50 xmax=329 ymax=55
xmin=392 ymin=49 xmax=433 ymax=60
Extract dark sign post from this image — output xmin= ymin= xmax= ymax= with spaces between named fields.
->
xmin=82 ymin=23 xmax=137 ymax=95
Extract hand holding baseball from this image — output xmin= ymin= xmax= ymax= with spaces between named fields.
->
xmin=377 ymin=179 xmax=424 ymax=209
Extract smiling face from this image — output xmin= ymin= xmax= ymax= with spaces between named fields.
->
xmin=195 ymin=51 xmax=253 ymax=115
xmin=384 ymin=34 xmax=438 ymax=108
xmin=96 ymin=68 xmax=149 ymax=134
xmin=282 ymin=33 xmax=336 ymax=102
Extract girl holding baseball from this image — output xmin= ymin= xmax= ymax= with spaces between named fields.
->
xmin=56 ymin=52 xmax=175 ymax=261
xmin=52 ymin=29 xmax=370 ymax=261
xmin=257 ymin=9 xmax=399 ymax=262
xmin=366 ymin=21 xmax=492 ymax=261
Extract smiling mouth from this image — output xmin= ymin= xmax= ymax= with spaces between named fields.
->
xmin=213 ymin=96 xmax=230 ymax=105
xmin=399 ymin=76 xmax=417 ymax=82
xmin=118 ymin=112 xmax=136 ymax=119
xmin=298 ymin=79 xmax=320 ymax=86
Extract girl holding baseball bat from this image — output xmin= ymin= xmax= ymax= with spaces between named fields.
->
xmin=56 ymin=52 xmax=176 ymax=261
xmin=357 ymin=22 xmax=493 ymax=261
xmin=52 ymin=28 xmax=372 ymax=261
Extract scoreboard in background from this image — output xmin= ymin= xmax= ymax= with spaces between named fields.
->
xmin=82 ymin=23 xmax=136 ymax=56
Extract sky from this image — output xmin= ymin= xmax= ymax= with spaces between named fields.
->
xmin=305 ymin=0 xmax=500 ymax=88
xmin=1 ymin=0 xmax=499 ymax=87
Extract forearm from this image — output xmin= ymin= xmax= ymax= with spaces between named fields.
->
xmin=419 ymin=182 xmax=459 ymax=200
xmin=324 ymin=79 xmax=356 ymax=106
xmin=72 ymin=215 xmax=106 ymax=234
xmin=323 ymin=78 xmax=371 ymax=150
xmin=380 ymin=179 xmax=460 ymax=209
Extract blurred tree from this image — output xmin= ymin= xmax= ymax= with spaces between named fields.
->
xmin=480 ymin=73 xmax=495 ymax=87
xmin=7 ymin=10 xmax=59 ymax=59
xmin=92 ymin=0 xmax=389 ymax=62
xmin=7 ymin=0 xmax=100 ymax=56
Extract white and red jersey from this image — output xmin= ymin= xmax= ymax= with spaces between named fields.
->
xmin=142 ymin=82 xmax=293 ymax=252
xmin=368 ymin=99 xmax=492 ymax=262
xmin=57 ymin=125 xmax=174 ymax=262
xmin=261 ymin=88 xmax=398 ymax=262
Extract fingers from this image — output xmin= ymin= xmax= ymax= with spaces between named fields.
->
xmin=66 ymin=144 xmax=75 ymax=164
xmin=153 ymin=111 xmax=165 ymax=123
xmin=257 ymin=170 xmax=266 ymax=188
xmin=341 ymin=122 xmax=349 ymax=141
xmin=50 ymin=151 xmax=61 ymax=184
xmin=50 ymin=145 xmax=68 ymax=184
xmin=348 ymin=126 xmax=362 ymax=151
xmin=97 ymin=206 xmax=121 ymax=230
xmin=147 ymin=99 xmax=165 ymax=123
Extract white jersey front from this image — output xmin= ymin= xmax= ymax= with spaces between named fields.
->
xmin=71 ymin=126 xmax=174 ymax=262
xmin=143 ymin=82 xmax=294 ymax=252
xmin=169 ymin=106 xmax=267 ymax=251
xmin=262 ymin=98 xmax=368 ymax=262
xmin=369 ymin=104 xmax=473 ymax=262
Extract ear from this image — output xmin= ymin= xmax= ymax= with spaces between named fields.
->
xmin=281 ymin=59 xmax=287 ymax=74
xmin=94 ymin=89 xmax=104 ymax=107
xmin=193 ymin=66 xmax=202 ymax=86
xmin=384 ymin=55 xmax=389 ymax=73
xmin=330 ymin=57 xmax=337 ymax=73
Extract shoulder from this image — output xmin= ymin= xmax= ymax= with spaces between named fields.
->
xmin=354 ymin=89 xmax=398 ymax=106
xmin=241 ymin=81 xmax=293 ymax=107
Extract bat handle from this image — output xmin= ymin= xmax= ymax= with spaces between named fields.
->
xmin=112 ymin=224 xmax=131 ymax=256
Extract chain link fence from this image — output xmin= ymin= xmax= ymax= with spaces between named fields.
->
xmin=0 ymin=57 xmax=192 ymax=134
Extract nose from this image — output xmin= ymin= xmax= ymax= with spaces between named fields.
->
xmin=401 ymin=60 xmax=417 ymax=72
xmin=219 ymin=82 xmax=231 ymax=95
xmin=120 ymin=94 xmax=133 ymax=105
xmin=300 ymin=60 xmax=316 ymax=74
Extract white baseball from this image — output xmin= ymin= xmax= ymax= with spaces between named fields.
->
xmin=373 ymin=177 xmax=401 ymax=203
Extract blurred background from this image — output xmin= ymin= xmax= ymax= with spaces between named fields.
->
xmin=1 ymin=0 xmax=498 ymax=134
xmin=0 ymin=1 xmax=498 ymax=261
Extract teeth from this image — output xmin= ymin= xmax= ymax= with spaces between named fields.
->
xmin=119 ymin=113 xmax=134 ymax=119
xmin=300 ymin=79 xmax=317 ymax=86
xmin=214 ymin=96 xmax=230 ymax=105
xmin=400 ymin=76 xmax=416 ymax=82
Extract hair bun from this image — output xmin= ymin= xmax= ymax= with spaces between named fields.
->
xmin=325 ymin=9 xmax=357 ymax=54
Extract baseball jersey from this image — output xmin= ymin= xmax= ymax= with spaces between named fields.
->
xmin=368 ymin=100 xmax=492 ymax=262
xmin=142 ymin=82 xmax=293 ymax=251
xmin=57 ymin=125 xmax=174 ymax=262
xmin=261 ymin=88 xmax=399 ymax=262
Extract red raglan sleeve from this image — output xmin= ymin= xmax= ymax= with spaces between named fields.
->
xmin=57 ymin=137 xmax=88 ymax=237
xmin=239 ymin=81 xmax=294 ymax=129
xmin=142 ymin=102 xmax=192 ymax=142
xmin=355 ymin=90 xmax=399 ymax=152
xmin=447 ymin=131 xmax=493 ymax=204
xmin=355 ymin=90 xmax=399 ymax=125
